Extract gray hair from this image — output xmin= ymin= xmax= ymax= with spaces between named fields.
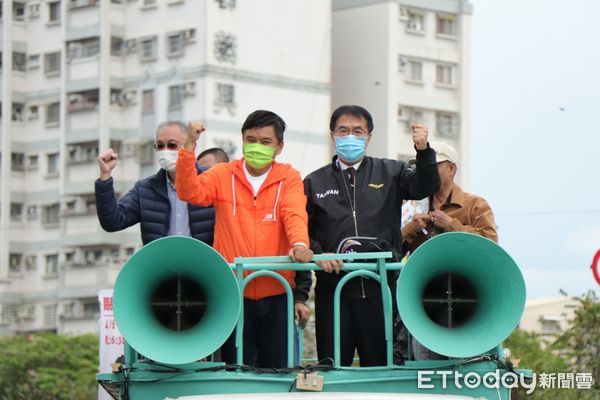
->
xmin=155 ymin=121 xmax=187 ymax=138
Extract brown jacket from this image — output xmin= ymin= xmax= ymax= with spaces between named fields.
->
xmin=402 ymin=184 xmax=498 ymax=254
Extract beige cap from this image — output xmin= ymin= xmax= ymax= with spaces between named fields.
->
xmin=409 ymin=141 xmax=458 ymax=164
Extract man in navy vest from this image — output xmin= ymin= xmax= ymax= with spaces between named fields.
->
xmin=94 ymin=121 xmax=215 ymax=245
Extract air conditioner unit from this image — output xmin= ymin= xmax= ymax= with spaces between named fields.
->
xmin=18 ymin=305 xmax=35 ymax=320
xmin=121 ymin=142 xmax=135 ymax=157
xmin=68 ymin=93 xmax=84 ymax=103
xmin=29 ymin=4 xmax=40 ymax=18
xmin=397 ymin=106 xmax=408 ymax=122
xmin=183 ymin=28 xmax=196 ymax=43
xmin=110 ymin=92 xmax=122 ymax=106
xmin=25 ymin=255 xmax=37 ymax=268
xmin=134 ymin=141 xmax=154 ymax=165
xmin=183 ymin=81 xmax=196 ymax=97
xmin=120 ymin=90 xmax=137 ymax=106
xmin=28 ymin=108 xmax=40 ymax=120
xmin=399 ymin=6 xmax=409 ymax=21
xmin=398 ymin=57 xmax=407 ymax=71
xmin=124 ymin=39 xmax=138 ymax=54
xmin=10 ymin=257 xmax=21 ymax=269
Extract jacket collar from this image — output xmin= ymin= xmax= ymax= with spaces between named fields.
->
xmin=231 ymin=158 xmax=288 ymax=194
xmin=446 ymin=183 xmax=466 ymax=208
xmin=331 ymin=155 xmax=369 ymax=173
xmin=149 ymin=165 xmax=203 ymax=201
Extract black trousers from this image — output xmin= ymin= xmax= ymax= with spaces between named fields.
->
xmin=315 ymin=285 xmax=387 ymax=366
xmin=220 ymin=294 xmax=288 ymax=368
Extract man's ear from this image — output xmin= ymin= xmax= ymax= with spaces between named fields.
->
xmin=365 ymin=133 xmax=373 ymax=148
xmin=275 ymin=141 xmax=284 ymax=157
xmin=450 ymin=162 xmax=457 ymax=176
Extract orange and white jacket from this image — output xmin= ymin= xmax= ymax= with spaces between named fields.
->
xmin=175 ymin=148 xmax=310 ymax=300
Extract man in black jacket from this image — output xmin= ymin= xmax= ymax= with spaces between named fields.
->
xmin=304 ymin=105 xmax=440 ymax=366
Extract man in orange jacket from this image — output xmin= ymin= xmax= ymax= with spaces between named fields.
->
xmin=176 ymin=110 xmax=313 ymax=368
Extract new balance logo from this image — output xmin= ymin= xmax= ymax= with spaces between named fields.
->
xmin=262 ymin=213 xmax=275 ymax=222
xmin=315 ymin=189 xmax=339 ymax=199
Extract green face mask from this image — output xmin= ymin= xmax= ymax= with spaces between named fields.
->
xmin=244 ymin=143 xmax=276 ymax=169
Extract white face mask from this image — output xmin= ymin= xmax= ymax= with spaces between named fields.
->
xmin=156 ymin=150 xmax=179 ymax=173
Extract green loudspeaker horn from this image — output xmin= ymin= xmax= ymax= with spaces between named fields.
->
xmin=397 ymin=232 xmax=526 ymax=358
xmin=113 ymin=236 xmax=241 ymax=364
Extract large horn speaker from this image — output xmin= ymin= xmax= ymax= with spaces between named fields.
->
xmin=397 ymin=232 xmax=526 ymax=358
xmin=114 ymin=236 xmax=241 ymax=364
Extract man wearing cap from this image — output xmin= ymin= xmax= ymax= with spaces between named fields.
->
xmin=402 ymin=141 xmax=497 ymax=256
xmin=402 ymin=142 xmax=497 ymax=360
xmin=304 ymin=105 xmax=440 ymax=367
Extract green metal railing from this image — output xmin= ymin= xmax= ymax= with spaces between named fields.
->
xmin=232 ymin=252 xmax=404 ymax=368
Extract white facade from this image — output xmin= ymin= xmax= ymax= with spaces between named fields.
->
xmin=519 ymin=297 xmax=579 ymax=337
xmin=332 ymin=0 xmax=472 ymax=187
xmin=0 ymin=0 xmax=331 ymax=335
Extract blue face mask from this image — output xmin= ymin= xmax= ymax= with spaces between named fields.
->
xmin=334 ymin=135 xmax=367 ymax=163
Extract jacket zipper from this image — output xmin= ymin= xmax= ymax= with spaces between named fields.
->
xmin=342 ymin=166 xmax=366 ymax=299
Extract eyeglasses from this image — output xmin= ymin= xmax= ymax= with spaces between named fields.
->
xmin=154 ymin=142 xmax=180 ymax=151
xmin=333 ymin=127 xmax=370 ymax=137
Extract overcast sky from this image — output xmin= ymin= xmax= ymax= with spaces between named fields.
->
xmin=469 ymin=0 xmax=600 ymax=299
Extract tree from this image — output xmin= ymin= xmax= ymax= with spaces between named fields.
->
xmin=505 ymin=291 xmax=600 ymax=400
xmin=553 ymin=291 xmax=600 ymax=398
xmin=0 ymin=333 xmax=99 ymax=400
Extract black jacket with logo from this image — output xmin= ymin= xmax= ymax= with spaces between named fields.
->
xmin=304 ymin=147 xmax=440 ymax=298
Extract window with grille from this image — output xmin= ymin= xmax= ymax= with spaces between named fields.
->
xmin=139 ymin=37 xmax=158 ymax=62
xmin=216 ymin=83 xmax=235 ymax=106
xmin=48 ymin=2 xmax=60 ymax=23
xmin=166 ymin=32 xmax=184 ymax=57
xmin=1 ymin=305 xmax=19 ymax=324
xmin=46 ymin=102 xmax=60 ymax=124
xmin=406 ymin=60 xmax=423 ymax=82
xmin=436 ymin=15 xmax=457 ymax=36
xmin=43 ymin=304 xmax=58 ymax=326
xmin=436 ymin=64 xmax=453 ymax=86
xmin=11 ymin=152 xmax=25 ymax=171
xmin=47 ymin=153 xmax=59 ymax=175
xmin=13 ymin=52 xmax=26 ymax=71
xmin=407 ymin=11 xmax=425 ymax=33
xmin=9 ymin=253 xmax=23 ymax=273
xmin=142 ymin=89 xmax=154 ymax=113
xmin=42 ymin=204 xmax=60 ymax=225
xmin=168 ymin=85 xmax=183 ymax=110
xmin=10 ymin=203 xmax=23 ymax=222
xmin=436 ymin=112 xmax=459 ymax=138
xmin=44 ymin=51 xmax=61 ymax=75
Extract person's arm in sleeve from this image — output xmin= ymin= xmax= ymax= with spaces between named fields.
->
xmin=95 ymin=178 xmax=141 ymax=232
xmin=293 ymin=270 xmax=312 ymax=303
xmin=280 ymin=169 xmax=313 ymax=263
xmin=175 ymin=121 xmax=223 ymax=207
xmin=303 ymin=176 xmax=343 ymax=274
xmin=303 ymin=177 xmax=324 ymax=254
xmin=175 ymin=148 xmax=219 ymax=207
xmin=398 ymin=146 xmax=440 ymax=200
xmin=398 ymin=124 xmax=440 ymax=200
xmin=95 ymin=148 xmax=140 ymax=232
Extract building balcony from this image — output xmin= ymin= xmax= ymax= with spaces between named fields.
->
xmin=67 ymin=106 xmax=99 ymax=131
xmin=58 ymin=262 xmax=121 ymax=299
xmin=67 ymin=56 xmax=100 ymax=82
xmin=66 ymin=1 xmax=100 ymax=30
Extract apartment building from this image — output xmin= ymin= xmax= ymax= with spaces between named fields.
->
xmin=332 ymin=0 xmax=472 ymax=186
xmin=520 ymin=296 xmax=579 ymax=338
xmin=0 ymin=0 xmax=331 ymax=335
